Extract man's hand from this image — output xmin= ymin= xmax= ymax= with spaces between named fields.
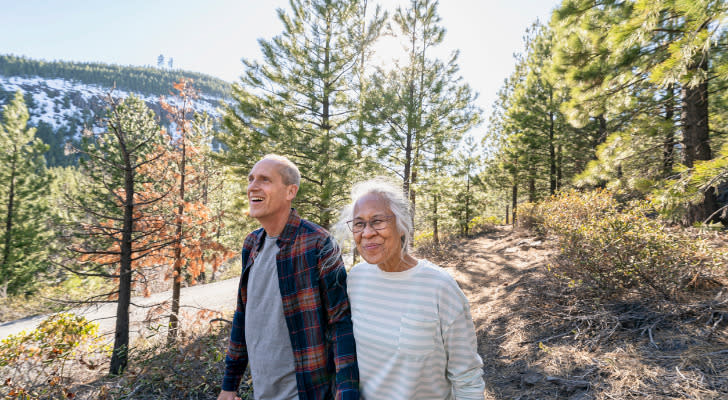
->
xmin=217 ymin=390 xmax=241 ymax=400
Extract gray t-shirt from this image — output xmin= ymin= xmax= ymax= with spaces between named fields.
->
xmin=245 ymin=236 xmax=298 ymax=400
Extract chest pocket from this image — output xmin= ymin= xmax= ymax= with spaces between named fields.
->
xmin=397 ymin=314 xmax=438 ymax=359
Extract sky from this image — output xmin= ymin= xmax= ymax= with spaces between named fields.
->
xmin=0 ymin=0 xmax=560 ymax=136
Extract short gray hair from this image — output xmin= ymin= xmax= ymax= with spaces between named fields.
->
xmin=262 ymin=154 xmax=300 ymax=187
xmin=341 ymin=178 xmax=413 ymax=255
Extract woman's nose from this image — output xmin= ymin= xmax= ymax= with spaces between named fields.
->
xmin=361 ymin=223 xmax=377 ymax=236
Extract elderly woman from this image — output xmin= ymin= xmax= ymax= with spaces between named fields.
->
xmin=341 ymin=179 xmax=485 ymax=400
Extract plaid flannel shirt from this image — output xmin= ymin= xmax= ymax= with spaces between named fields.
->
xmin=222 ymin=209 xmax=359 ymax=400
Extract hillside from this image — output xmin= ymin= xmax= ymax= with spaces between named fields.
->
xmin=0 ymin=55 xmax=232 ymax=166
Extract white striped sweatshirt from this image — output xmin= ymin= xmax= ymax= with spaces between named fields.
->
xmin=347 ymin=259 xmax=485 ymax=400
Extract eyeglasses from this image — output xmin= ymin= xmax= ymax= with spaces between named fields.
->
xmin=346 ymin=215 xmax=395 ymax=233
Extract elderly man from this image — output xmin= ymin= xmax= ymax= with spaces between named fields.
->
xmin=218 ymin=155 xmax=359 ymax=400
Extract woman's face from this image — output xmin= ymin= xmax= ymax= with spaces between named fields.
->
xmin=352 ymin=193 xmax=402 ymax=270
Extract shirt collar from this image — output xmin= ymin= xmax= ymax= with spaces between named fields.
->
xmin=272 ymin=208 xmax=300 ymax=246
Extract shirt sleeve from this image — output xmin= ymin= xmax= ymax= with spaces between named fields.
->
xmin=221 ymin=247 xmax=251 ymax=392
xmin=442 ymin=290 xmax=485 ymax=399
xmin=318 ymin=236 xmax=360 ymax=400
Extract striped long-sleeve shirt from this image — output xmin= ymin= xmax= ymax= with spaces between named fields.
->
xmin=222 ymin=209 xmax=360 ymax=400
xmin=347 ymin=259 xmax=484 ymax=400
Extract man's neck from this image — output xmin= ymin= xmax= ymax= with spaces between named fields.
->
xmin=258 ymin=209 xmax=291 ymax=238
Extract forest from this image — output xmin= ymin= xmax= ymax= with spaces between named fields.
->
xmin=1 ymin=0 xmax=727 ymax=399
xmin=0 ymin=54 xmax=231 ymax=99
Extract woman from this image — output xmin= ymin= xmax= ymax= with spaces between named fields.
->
xmin=341 ymin=179 xmax=485 ymax=400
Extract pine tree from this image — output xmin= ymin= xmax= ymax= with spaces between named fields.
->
xmin=366 ymin=0 xmax=480 ymax=231
xmin=64 ymin=94 xmax=170 ymax=375
xmin=216 ymin=0 xmax=385 ymax=227
xmin=0 ymin=91 xmax=51 ymax=297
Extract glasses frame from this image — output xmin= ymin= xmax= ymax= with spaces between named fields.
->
xmin=346 ymin=215 xmax=395 ymax=233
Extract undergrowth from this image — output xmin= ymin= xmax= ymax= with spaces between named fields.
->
xmin=517 ymin=189 xmax=727 ymax=300
xmin=1 ymin=310 xmax=252 ymax=399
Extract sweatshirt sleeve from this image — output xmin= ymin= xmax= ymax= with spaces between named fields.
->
xmin=442 ymin=287 xmax=485 ymax=399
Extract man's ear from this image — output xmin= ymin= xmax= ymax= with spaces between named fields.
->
xmin=286 ymin=184 xmax=299 ymax=201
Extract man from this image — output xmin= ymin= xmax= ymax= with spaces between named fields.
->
xmin=218 ymin=154 xmax=359 ymax=400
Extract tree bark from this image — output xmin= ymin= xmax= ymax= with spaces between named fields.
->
xmin=1 ymin=146 xmax=16 ymax=278
xmin=681 ymin=55 xmax=717 ymax=224
xmin=110 ymin=146 xmax=134 ymax=375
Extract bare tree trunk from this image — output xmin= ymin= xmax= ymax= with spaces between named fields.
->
xmin=432 ymin=193 xmax=439 ymax=246
xmin=681 ymin=55 xmax=716 ymax=224
xmin=548 ymin=90 xmax=556 ymax=194
xmin=663 ymin=84 xmax=675 ymax=177
xmin=1 ymin=146 xmax=16 ymax=277
xmin=110 ymin=150 xmax=134 ymax=375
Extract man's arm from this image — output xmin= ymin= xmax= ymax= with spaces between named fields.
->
xmin=318 ymin=236 xmax=360 ymax=400
xmin=220 ymin=253 xmax=250 ymax=394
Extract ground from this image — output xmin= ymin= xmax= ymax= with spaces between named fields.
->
xmin=416 ymin=226 xmax=728 ymax=399
xmin=2 ymin=225 xmax=726 ymax=399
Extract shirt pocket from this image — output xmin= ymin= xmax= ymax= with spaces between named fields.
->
xmin=397 ymin=314 xmax=438 ymax=359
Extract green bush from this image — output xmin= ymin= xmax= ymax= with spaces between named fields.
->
xmin=467 ymin=215 xmax=501 ymax=234
xmin=0 ymin=313 xmax=104 ymax=399
xmin=531 ymin=190 xmax=725 ymax=300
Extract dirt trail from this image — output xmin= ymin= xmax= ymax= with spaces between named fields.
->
xmin=417 ymin=226 xmax=553 ymax=338
xmin=422 ymin=227 xmax=728 ymax=399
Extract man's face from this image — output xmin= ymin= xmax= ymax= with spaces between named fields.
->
xmin=247 ymin=159 xmax=297 ymax=223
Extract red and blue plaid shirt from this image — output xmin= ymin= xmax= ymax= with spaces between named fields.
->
xmin=222 ymin=209 xmax=359 ymax=400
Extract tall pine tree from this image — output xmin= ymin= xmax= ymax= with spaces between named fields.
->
xmin=0 ymin=91 xmax=51 ymax=297
xmin=366 ymin=0 xmax=480 ymax=230
xmin=216 ymin=0 xmax=385 ymax=227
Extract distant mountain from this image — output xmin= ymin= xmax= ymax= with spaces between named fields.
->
xmin=0 ymin=55 xmax=232 ymax=166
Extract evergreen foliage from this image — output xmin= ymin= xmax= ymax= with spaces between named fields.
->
xmin=216 ymin=0 xmax=386 ymax=227
xmin=487 ymin=0 xmax=728 ymax=226
xmin=63 ymin=94 xmax=170 ymax=375
xmin=0 ymin=91 xmax=51 ymax=297
xmin=0 ymin=54 xmax=231 ymax=99
xmin=365 ymin=0 xmax=480 ymax=231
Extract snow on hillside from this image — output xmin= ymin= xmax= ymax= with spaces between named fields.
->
xmin=0 ymin=75 xmax=224 ymax=140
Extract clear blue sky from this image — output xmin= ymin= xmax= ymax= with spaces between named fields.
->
xmin=1 ymin=0 xmax=559 ymax=133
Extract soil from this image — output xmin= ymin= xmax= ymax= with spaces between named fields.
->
xmin=415 ymin=226 xmax=728 ymax=400
xmin=4 ymin=225 xmax=726 ymax=399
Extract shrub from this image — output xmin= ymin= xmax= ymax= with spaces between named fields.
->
xmin=0 ymin=313 xmax=105 ymax=399
xmin=467 ymin=215 xmax=501 ymax=234
xmin=514 ymin=201 xmax=543 ymax=232
xmin=533 ymin=190 xmax=725 ymax=300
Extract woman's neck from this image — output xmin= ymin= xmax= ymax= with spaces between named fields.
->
xmin=378 ymin=254 xmax=418 ymax=273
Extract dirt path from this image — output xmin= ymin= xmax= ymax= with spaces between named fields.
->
xmin=423 ymin=227 xmax=728 ymax=399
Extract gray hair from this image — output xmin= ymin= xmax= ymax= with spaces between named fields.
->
xmin=262 ymin=154 xmax=300 ymax=187
xmin=340 ymin=178 xmax=413 ymax=256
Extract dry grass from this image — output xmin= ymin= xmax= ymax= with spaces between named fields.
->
xmin=3 ymin=226 xmax=726 ymax=399
xmin=417 ymin=226 xmax=728 ymax=400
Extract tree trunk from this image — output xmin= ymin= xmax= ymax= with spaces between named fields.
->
xmin=110 ymin=152 xmax=134 ymax=375
xmin=681 ymin=55 xmax=716 ymax=224
xmin=556 ymin=143 xmax=562 ymax=191
xmin=1 ymin=147 xmax=16 ymax=278
xmin=464 ymin=174 xmax=471 ymax=235
xmin=168 ymin=125 xmax=187 ymax=345
xmin=548 ymin=90 xmax=556 ymax=195
xmin=595 ymin=114 xmax=607 ymax=149
xmin=663 ymin=85 xmax=675 ymax=177
xmin=511 ymin=182 xmax=518 ymax=226
xmin=432 ymin=193 xmax=439 ymax=246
